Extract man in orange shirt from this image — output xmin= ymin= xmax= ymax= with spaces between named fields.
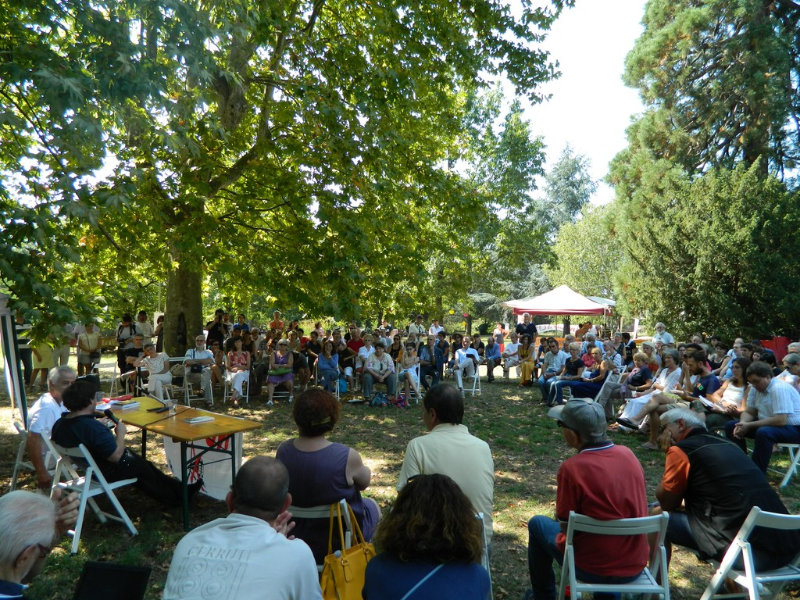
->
xmin=655 ymin=408 xmax=800 ymax=569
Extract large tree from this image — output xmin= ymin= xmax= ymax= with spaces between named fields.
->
xmin=2 ymin=0 xmax=571 ymax=350
xmin=613 ymin=162 xmax=800 ymax=340
xmin=619 ymin=0 xmax=800 ymax=181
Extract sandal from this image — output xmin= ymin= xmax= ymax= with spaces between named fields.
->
xmin=641 ymin=441 xmax=658 ymax=450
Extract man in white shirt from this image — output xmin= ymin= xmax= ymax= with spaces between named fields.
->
xmin=26 ymin=366 xmax=75 ymax=490
xmin=428 ymin=319 xmax=444 ymax=336
xmin=136 ymin=310 xmax=154 ymax=341
xmin=164 ymin=456 xmax=321 ymax=600
xmin=652 ymin=322 xmax=675 ymax=346
xmin=408 ymin=314 xmax=426 ymax=337
xmin=397 ymin=384 xmax=494 ymax=544
xmin=184 ymin=335 xmax=214 ymax=405
xmin=363 ymin=343 xmax=397 ymax=400
xmin=502 ymin=332 xmax=521 ymax=379
xmin=134 ymin=344 xmax=171 ymax=401
xmin=726 ymin=361 xmax=800 ymax=473
xmin=454 ymin=337 xmax=480 ymax=396
xmin=537 ymin=338 xmax=569 ymax=401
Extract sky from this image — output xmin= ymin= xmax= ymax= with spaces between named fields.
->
xmin=520 ymin=0 xmax=648 ymax=204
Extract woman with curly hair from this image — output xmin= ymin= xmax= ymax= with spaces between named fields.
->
xmin=275 ymin=388 xmax=380 ymax=564
xmin=363 ymin=473 xmax=490 ymax=599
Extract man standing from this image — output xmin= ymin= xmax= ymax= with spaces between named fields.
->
xmin=516 ymin=313 xmax=536 ymax=343
xmin=726 ymin=361 xmax=800 ymax=472
xmin=26 ymin=366 xmax=75 ymax=490
xmin=525 ymin=399 xmax=648 ymax=600
xmin=409 ymin=314 xmax=426 ymax=337
xmin=657 ymin=408 xmax=800 ymax=569
xmin=454 ymin=336 xmax=480 ymax=396
xmin=651 ymin=322 xmax=674 ymax=346
xmin=164 ymin=456 xmax=320 ymax=600
xmin=397 ymin=384 xmax=494 ymax=543
xmin=428 ymin=319 xmax=444 ymax=336
xmin=136 ymin=310 xmax=154 ymax=341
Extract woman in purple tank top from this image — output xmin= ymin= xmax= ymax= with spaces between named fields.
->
xmin=276 ymin=388 xmax=381 ymax=563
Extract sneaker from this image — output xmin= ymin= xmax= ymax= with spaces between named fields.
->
xmin=459 ymin=388 xmax=465 ymax=397
xmin=266 ymin=400 xmax=274 ymax=406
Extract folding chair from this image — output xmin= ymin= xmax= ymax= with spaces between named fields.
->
xmin=9 ymin=421 xmax=38 ymax=491
xmin=313 ymin=361 xmax=339 ymax=400
xmin=774 ymin=443 xmax=800 ymax=488
xmin=92 ymin=361 xmax=119 ymax=396
xmin=477 ymin=512 xmax=493 ymax=600
xmin=223 ymin=374 xmax=251 ymax=405
xmin=701 ymin=506 xmax=800 ymax=600
xmin=49 ymin=441 xmax=138 ymax=553
xmin=288 ymin=499 xmax=352 ymax=571
xmin=470 ymin=362 xmax=482 ymax=396
xmin=396 ymin=361 xmax=422 ymax=404
xmin=559 ymin=510 xmax=670 ymax=600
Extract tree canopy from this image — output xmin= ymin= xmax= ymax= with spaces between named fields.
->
xmin=2 ymin=0 xmax=572 ymax=348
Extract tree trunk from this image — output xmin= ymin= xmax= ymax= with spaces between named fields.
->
xmin=562 ymin=316 xmax=570 ymax=337
xmin=164 ymin=262 xmax=203 ymax=357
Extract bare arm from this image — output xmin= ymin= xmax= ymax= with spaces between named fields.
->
xmin=346 ymin=448 xmax=371 ymax=490
xmin=106 ymin=421 xmax=128 ymax=463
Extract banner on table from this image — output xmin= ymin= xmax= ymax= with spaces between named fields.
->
xmin=163 ymin=434 xmax=243 ymax=501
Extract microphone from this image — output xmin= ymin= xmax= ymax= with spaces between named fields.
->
xmin=104 ymin=409 xmax=119 ymax=425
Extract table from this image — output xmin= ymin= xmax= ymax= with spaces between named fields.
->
xmin=110 ymin=397 xmax=261 ymax=529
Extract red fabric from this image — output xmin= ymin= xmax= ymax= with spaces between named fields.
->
xmin=556 ymin=444 xmax=649 ymax=577
xmin=762 ymin=337 xmax=789 ymax=362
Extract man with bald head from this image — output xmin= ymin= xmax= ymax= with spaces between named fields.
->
xmin=164 ymin=456 xmax=321 ymax=600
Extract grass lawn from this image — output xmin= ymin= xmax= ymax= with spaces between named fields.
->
xmin=2 ymin=371 xmax=800 ymax=599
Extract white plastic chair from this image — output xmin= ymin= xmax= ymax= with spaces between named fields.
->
xmin=9 ymin=421 xmax=51 ymax=491
xmin=314 ymin=360 xmax=340 ymax=400
xmin=701 ymin=506 xmax=800 ymax=600
xmin=396 ymin=361 xmax=422 ymax=404
xmin=470 ymin=362 xmax=482 ymax=396
xmin=559 ymin=510 xmax=670 ymax=600
xmin=223 ymin=373 xmax=251 ymax=405
xmin=49 ymin=440 xmax=138 ymax=553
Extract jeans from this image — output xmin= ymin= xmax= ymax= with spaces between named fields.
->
xmin=724 ymin=420 xmax=800 ymax=472
xmin=538 ymin=372 xmax=557 ymax=402
xmin=319 ymin=368 xmax=339 ymax=392
xmin=363 ymin=372 xmax=396 ymax=398
xmin=527 ymin=516 xmax=639 ymax=600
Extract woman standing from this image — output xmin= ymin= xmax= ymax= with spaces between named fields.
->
xmin=76 ymin=322 xmax=100 ymax=376
xmin=226 ymin=337 xmax=251 ymax=407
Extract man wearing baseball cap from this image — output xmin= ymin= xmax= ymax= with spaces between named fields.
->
xmin=523 ymin=399 xmax=649 ymax=600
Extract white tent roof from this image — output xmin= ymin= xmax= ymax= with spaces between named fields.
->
xmin=502 ymin=285 xmax=607 ymax=316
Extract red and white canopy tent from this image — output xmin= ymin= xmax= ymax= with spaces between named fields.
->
xmin=502 ymin=285 xmax=608 ymax=316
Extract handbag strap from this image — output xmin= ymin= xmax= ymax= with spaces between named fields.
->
xmin=400 ymin=564 xmax=444 ymax=600
xmin=326 ymin=501 xmax=367 ymax=554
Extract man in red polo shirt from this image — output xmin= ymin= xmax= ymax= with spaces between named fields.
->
xmin=524 ymin=399 xmax=648 ymax=600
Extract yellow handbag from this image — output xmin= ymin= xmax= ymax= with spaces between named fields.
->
xmin=320 ymin=501 xmax=376 ymax=600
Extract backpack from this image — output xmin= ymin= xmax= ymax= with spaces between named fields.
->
xmin=369 ymin=392 xmax=389 ymax=407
